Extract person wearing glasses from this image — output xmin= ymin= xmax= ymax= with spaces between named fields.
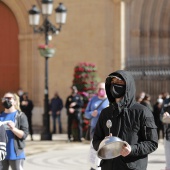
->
xmin=92 ymin=70 xmax=158 ymax=170
xmin=0 ymin=92 xmax=29 ymax=170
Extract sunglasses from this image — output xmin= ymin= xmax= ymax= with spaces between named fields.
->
xmin=111 ymin=77 xmax=125 ymax=85
xmin=1 ymin=97 xmax=13 ymax=101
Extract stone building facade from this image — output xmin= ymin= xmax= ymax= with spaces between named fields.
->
xmin=1 ymin=0 xmax=170 ymax=131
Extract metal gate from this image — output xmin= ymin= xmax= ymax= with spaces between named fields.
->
xmin=126 ymin=56 xmax=170 ymax=103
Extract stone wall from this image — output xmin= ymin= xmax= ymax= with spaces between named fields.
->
xmin=1 ymin=0 xmax=122 ymax=128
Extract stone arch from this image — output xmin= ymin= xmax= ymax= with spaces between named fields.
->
xmin=1 ymin=1 xmax=42 ymax=104
xmin=2 ymin=1 xmax=31 ymax=34
xmin=0 ymin=2 xmax=19 ymax=103
xmin=139 ymin=0 xmax=154 ymax=63
xmin=159 ymin=0 xmax=170 ymax=58
xmin=125 ymin=0 xmax=170 ymax=102
xmin=149 ymin=0 xmax=164 ymax=58
xmin=126 ymin=0 xmax=144 ymax=61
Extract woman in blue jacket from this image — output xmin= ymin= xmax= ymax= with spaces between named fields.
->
xmin=0 ymin=92 xmax=29 ymax=170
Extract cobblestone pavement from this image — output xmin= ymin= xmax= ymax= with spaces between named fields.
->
xmin=24 ymin=142 xmax=90 ymax=170
xmin=19 ymin=135 xmax=166 ymax=170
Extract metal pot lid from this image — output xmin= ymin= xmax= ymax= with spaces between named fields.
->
xmin=97 ymin=136 xmax=128 ymax=160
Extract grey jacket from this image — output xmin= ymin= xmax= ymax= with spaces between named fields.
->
xmin=14 ymin=111 xmax=29 ymax=156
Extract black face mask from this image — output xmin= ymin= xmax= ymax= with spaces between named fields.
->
xmin=110 ymin=83 xmax=126 ymax=98
xmin=3 ymin=100 xmax=12 ymax=109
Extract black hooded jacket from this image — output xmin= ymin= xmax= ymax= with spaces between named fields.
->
xmin=92 ymin=70 xmax=158 ymax=170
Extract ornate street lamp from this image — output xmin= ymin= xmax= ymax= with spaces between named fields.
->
xmin=28 ymin=0 xmax=67 ymax=140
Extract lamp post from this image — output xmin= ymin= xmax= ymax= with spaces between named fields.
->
xmin=28 ymin=0 xmax=67 ymax=140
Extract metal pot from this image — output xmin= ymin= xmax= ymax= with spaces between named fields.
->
xmin=97 ymin=136 xmax=127 ymax=159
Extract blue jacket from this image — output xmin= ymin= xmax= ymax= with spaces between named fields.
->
xmin=0 ymin=110 xmax=29 ymax=156
xmin=50 ymin=97 xmax=63 ymax=115
xmin=84 ymin=95 xmax=109 ymax=129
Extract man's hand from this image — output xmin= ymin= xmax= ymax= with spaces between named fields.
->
xmin=92 ymin=110 xmax=98 ymax=117
xmin=163 ymin=112 xmax=170 ymax=118
xmin=120 ymin=142 xmax=131 ymax=157
xmin=49 ymin=111 xmax=52 ymax=115
xmin=69 ymin=108 xmax=75 ymax=114
xmin=70 ymin=102 xmax=76 ymax=108
xmin=21 ymin=101 xmax=28 ymax=106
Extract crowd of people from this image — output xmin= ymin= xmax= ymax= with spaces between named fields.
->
xmin=13 ymin=85 xmax=170 ymax=144
xmin=62 ymin=71 xmax=170 ymax=170
xmin=136 ymin=91 xmax=170 ymax=169
xmin=136 ymin=91 xmax=168 ymax=140
xmin=1 ymin=70 xmax=170 ymax=170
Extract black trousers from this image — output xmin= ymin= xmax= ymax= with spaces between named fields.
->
xmin=67 ymin=113 xmax=82 ymax=140
xmin=26 ymin=114 xmax=33 ymax=136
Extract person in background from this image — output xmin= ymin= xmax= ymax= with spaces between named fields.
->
xmin=49 ymin=92 xmax=63 ymax=134
xmin=65 ymin=86 xmax=83 ymax=142
xmin=141 ymin=93 xmax=153 ymax=112
xmin=84 ymin=82 xmax=109 ymax=170
xmin=0 ymin=92 xmax=29 ymax=170
xmin=153 ymin=97 xmax=164 ymax=139
xmin=160 ymin=94 xmax=170 ymax=169
xmin=0 ymin=125 xmax=7 ymax=161
xmin=136 ymin=91 xmax=146 ymax=103
xmin=93 ymin=70 xmax=158 ymax=170
xmin=139 ymin=91 xmax=146 ymax=100
xmin=20 ymin=92 xmax=34 ymax=141
xmin=162 ymin=92 xmax=170 ymax=101
xmin=85 ymin=82 xmax=109 ymax=140
xmin=17 ymin=88 xmax=24 ymax=102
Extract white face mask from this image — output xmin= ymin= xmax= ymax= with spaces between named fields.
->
xmin=18 ymin=90 xmax=23 ymax=96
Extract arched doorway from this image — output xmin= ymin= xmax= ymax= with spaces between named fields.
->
xmin=125 ymin=0 xmax=170 ymax=103
xmin=0 ymin=2 xmax=19 ymax=102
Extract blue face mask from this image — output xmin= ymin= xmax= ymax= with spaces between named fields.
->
xmin=110 ymin=83 xmax=126 ymax=98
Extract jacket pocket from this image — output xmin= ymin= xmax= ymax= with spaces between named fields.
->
xmin=144 ymin=117 xmax=157 ymax=141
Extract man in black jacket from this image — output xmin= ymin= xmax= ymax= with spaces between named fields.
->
xmin=92 ymin=70 xmax=158 ymax=170
xmin=65 ymin=86 xmax=83 ymax=142
xmin=20 ymin=93 xmax=34 ymax=140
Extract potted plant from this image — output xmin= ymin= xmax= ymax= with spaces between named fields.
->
xmin=38 ymin=44 xmax=55 ymax=58
xmin=72 ymin=62 xmax=100 ymax=139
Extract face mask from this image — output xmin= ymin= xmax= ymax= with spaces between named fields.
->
xmin=110 ymin=83 xmax=126 ymax=98
xmin=18 ymin=90 xmax=23 ymax=96
xmin=98 ymin=89 xmax=105 ymax=97
xmin=2 ymin=100 xmax=12 ymax=109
